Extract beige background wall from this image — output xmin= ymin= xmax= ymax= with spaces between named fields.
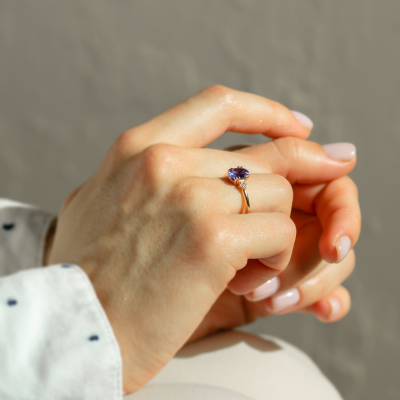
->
xmin=1 ymin=1 xmax=399 ymax=398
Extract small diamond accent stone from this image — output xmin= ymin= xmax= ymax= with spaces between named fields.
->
xmin=228 ymin=167 xmax=249 ymax=182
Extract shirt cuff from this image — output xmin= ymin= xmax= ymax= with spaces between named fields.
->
xmin=0 ymin=264 xmax=123 ymax=400
xmin=0 ymin=198 xmax=55 ymax=276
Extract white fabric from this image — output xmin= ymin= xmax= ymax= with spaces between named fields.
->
xmin=0 ymin=199 xmax=123 ymax=400
xmin=129 ymin=330 xmax=343 ymax=400
xmin=0 ymin=199 xmax=54 ymax=275
xmin=132 ymin=384 xmax=254 ymax=399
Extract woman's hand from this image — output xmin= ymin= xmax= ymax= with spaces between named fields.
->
xmin=188 ymin=250 xmax=355 ymax=344
xmin=46 ymin=86 xmax=316 ymax=393
xmin=188 ymin=138 xmax=360 ymax=342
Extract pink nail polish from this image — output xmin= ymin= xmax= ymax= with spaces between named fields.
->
xmin=291 ymin=110 xmax=314 ymax=130
xmin=270 ymin=288 xmax=300 ymax=313
xmin=329 ymin=298 xmax=341 ymax=317
xmin=336 ymin=236 xmax=351 ymax=263
xmin=321 ymin=143 xmax=356 ymax=161
xmin=244 ymin=277 xmax=280 ymax=302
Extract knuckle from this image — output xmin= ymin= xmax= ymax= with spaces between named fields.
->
xmin=200 ymin=85 xmax=235 ymax=108
xmin=274 ymin=136 xmax=300 ymax=160
xmin=140 ymin=143 xmax=179 ymax=185
xmin=203 ymin=219 xmax=227 ymax=249
xmin=251 ymin=155 xmax=272 ymax=174
xmin=302 ymin=272 xmax=330 ymax=300
xmin=272 ymin=174 xmax=293 ymax=209
xmin=267 ymin=99 xmax=285 ymax=120
xmin=313 ymin=276 xmax=329 ymax=299
xmin=189 ymin=214 xmax=229 ymax=259
xmin=341 ymin=175 xmax=359 ymax=197
xmin=203 ymin=218 xmax=229 ymax=252
xmin=110 ymin=130 xmax=138 ymax=162
xmin=279 ymin=213 xmax=297 ymax=242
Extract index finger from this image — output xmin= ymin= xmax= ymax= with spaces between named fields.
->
xmin=120 ymin=85 xmax=312 ymax=155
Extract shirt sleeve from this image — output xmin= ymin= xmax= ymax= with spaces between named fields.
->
xmin=0 ymin=198 xmax=55 ymax=276
xmin=0 ymin=199 xmax=123 ymax=400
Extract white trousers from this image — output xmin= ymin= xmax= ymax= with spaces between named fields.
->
xmin=127 ymin=330 xmax=343 ymax=400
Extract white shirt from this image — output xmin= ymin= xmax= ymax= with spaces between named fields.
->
xmin=0 ymin=199 xmax=123 ymax=400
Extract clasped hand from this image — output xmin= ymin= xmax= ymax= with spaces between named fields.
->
xmin=46 ymin=86 xmax=360 ymax=393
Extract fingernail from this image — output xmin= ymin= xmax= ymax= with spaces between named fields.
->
xmin=336 ymin=235 xmax=351 ymax=263
xmin=291 ymin=110 xmax=314 ymax=130
xmin=244 ymin=277 xmax=280 ymax=302
xmin=328 ymin=298 xmax=341 ymax=318
xmin=321 ymin=143 xmax=356 ymax=161
xmin=270 ymin=288 xmax=300 ymax=313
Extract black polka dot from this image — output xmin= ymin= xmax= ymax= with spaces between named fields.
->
xmin=89 ymin=335 xmax=99 ymax=341
xmin=61 ymin=264 xmax=72 ymax=268
xmin=2 ymin=223 xmax=15 ymax=231
xmin=7 ymin=299 xmax=17 ymax=306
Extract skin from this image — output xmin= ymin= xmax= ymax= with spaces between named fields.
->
xmin=188 ymin=139 xmax=360 ymax=342
xmin=44 ymin=86 xmax=361 ymax=393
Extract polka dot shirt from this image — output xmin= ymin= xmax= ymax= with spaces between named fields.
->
xmin=0 ymin=199 xmax=123 ymax=399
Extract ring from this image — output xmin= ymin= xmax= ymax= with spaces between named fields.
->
xmin=228 ymin=166 xmax=250 ymax=213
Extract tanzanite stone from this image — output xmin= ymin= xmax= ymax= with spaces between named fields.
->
xmin=228 ymin=167 xmax=249 ymax=181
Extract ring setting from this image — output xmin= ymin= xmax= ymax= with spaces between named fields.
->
xmin=228 ymin=166 xmax=250 ymax=213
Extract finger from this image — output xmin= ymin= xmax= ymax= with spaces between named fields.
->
xmin=200 ymin=173 xmax=293 ymax=215
xmin=279 ymin=211 xmax=323 ymax=289
xmin=119 ymin=86 xmax=312 ymax=155
xmin=292 ymin=183 xmax=326 ymax=214
xmin=242 ymin=212 xmax=323 ymax=301
xmin=263 ymin=249 xmax=355 ymax=314
xmin=228 ymin=259 xmax=280 ymax=296
xmin=292 ymin=177 xmax=361 ymax=264
xmin=237 ymin=138 xmax=356 ymax=185
xmin=315 ymin=176 xmax=361 ymax=263
xmin=226 ymin=213 xmax=296 ymax=294
xmin=242 ymin=284 xmax=351 ymax=324
xmin=311 ymin=286 xmax=351 ymax=322
xmin=227 ymin=210 xmax=317 ymax=296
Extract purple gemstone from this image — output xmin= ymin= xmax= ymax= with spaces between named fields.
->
xmin=228 ymin=167 xmax=249 ymax=181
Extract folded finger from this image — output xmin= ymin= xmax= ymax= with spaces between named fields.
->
xmin=263 ymin=249 xmax=355 ymax=314
xmin=311 ymin=285 xmax=351 ymax=322
xmin=292 ymin=177 xmax=361 ymax=264
xmin=118 ymin=86 xmax=311 ymax=156
xmin=314 ymin=176 xmax=361 ymax=263
xmin=227 ymin=213 xmax=296 ymax=294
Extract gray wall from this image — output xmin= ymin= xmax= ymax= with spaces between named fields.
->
xmin=1 ymin=1 xmax=399 ymax=398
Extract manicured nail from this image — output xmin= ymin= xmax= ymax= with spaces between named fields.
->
xmin=328 ymin=298 xmax=341 ymax=318
xmin=336 ymin=235 xmax=351 ymax=263
xmin=270 ymin=288 xmax=300 ymax=313
xmin=321 ymin=143 xmax=356 ymax=161
xmin=244 ymin=277 xmax=280 ymax=302
xmin=291 ymin=110 xmax=314 ymax=130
